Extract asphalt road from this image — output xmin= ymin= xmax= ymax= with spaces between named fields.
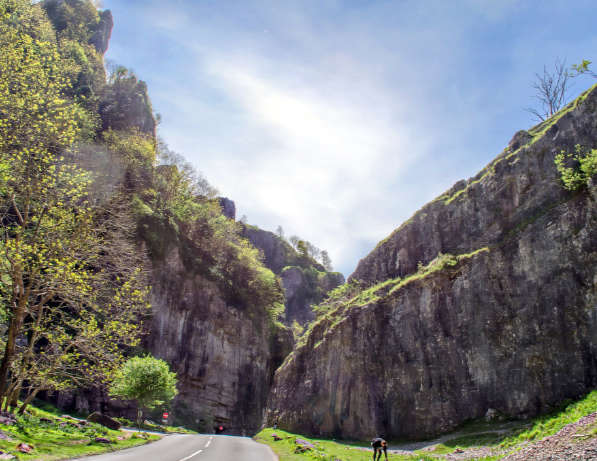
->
xmin=70 ymin=434 xmax=277 ymax=461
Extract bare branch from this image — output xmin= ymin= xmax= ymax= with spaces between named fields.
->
xmin=525 ymin=58 xmax=571 ymax=122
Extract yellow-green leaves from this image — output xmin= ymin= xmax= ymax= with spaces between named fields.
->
xmin=555 ymin=144 xmax=597 ymax=191
xmin=0 ymin=1 xmax=152 ymax=410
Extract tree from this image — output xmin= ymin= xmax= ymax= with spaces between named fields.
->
xmin=296 ymin=240 xmax=309 ymax=259
xmin=571 ymin=59 xmax=597 ymax=79
xmin=0 ymin=3 xmax=150 ymax=412
xmin=109 ymin=356 xmax=178 ymax=428
xmin=305 ymin=241 xmax=321 ymax=261
xmin=275 ymin=225 xmax=284 ymax=239
xmin=525 ymin=58 xmax=570 ymax=122
xmin=288 ymin=235 xmax=299 ymax=249
xmin=320 ymin=250 xmax=333 ymax=271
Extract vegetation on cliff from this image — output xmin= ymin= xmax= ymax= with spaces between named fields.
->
xmin=0 ymin=0 xmax=289 ymax=421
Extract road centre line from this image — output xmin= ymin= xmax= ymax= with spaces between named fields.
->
xmin=178 ymin=448 xmax=203 ymax=461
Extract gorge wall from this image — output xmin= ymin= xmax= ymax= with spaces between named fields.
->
xmin=241 ymin=224 xmax=345 ymax=325
xmin=142 ymin=218 xmax=293 ymax=433
xmin=266 ymin=85 xmax=597 ymax=439
xmin=38 ymin=1 xmax=296 ymax=433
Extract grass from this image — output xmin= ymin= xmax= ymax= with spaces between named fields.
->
xmin=0 ymin=402 xmax=161 ymax=460
xmin=113 ymin=417 xmax=196 ymax=434
xmin=254 ymin=428 xmax=436 ymax=461
xmin=257 ymin=390 xmax=597 ymax=460
xmin=499 ymin=389 xmax=597 ymax=448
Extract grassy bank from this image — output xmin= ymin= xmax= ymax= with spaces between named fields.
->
xmin=0 ymin=403 xmax=160 ymax=460
xmin=256 ymin=390 xmax=597 ymax=460
xmin=254 ymin=429 xmax=434 ymax=461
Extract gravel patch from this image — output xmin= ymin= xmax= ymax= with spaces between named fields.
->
xmin=500 ymin=412 xmax=597 ymax=461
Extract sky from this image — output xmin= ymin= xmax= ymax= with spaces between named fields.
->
xmin=101 ymin=0 xmax=597 ymax=277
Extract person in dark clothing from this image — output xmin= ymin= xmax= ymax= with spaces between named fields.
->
xmin=371 ymin=436 xmax=388 ymax=461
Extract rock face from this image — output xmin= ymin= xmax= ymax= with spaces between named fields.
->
xmin=142 ymin=218 xmax=292 ymax=433
xmin=280 ymin=266 xmax=345 ymax=325
xmin=218 ymin=197 xmax=236 ymax=220
xmin=241 ymin=226 xmax=296 ymax=275
xmin=241 ymin=225 xmax=345 ymax=325
xmin=351 ymin=88 xmax=596 ymax=286
xmin=89 ymin=10 xmax=113 ymax=55
xmin=266 ymin=85 xmax=597 ymax=439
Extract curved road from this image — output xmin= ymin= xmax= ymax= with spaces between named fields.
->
xmin=70 ymin=434 xmax=277 ymax=461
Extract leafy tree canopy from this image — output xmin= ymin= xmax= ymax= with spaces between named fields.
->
xmin=109 ymin=356 xmax=178 ymax=426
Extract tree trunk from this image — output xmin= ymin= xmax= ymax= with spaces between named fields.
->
xmin=137 ymin=408 xmax=143 ymax=429
xmin=0 ymin=301 xmax=26 ymax=401
xmin=18 ymin=388 xmax=40 ymax=415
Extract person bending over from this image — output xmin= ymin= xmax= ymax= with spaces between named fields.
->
xmin=371 ymin=436 xmax=388 ymax=461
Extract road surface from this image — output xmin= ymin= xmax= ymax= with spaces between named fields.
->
xmin=70 ymin=434 xmax=277 ymax=461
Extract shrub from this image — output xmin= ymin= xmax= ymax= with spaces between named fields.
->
xmin=554 ymin=144 xmax=597 ymax=190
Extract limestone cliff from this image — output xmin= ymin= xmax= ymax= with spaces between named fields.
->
xmin=38 ymin=2 xmax=287 ymax=433
xmin=142 ymin=217 xmax=292 ymax=433
xmin=240 ymin=224 xmax=345 ymax=325
xmin=266 ymin=85 xmax=597 ymax=439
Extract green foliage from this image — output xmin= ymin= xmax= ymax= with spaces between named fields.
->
xmin=571 ymin=59 xmax=597 ymax=79
xmin=0 ymin=0 xmax=150 ymax=412
xmin=132 ymin=140 xmax=287 ymax=322
xmin=291 ymin=320 xmax=304 ymax=341
xmin=554 ymin=144 xmax=597 ymax=190
xmin=312 ymin=278 xmax=361 ymax=318
xmin=0 ymin=401 xmax=158 ymax=460
xmin=0 ymin=0 xmax=56 ymax=42
xmin=109 ymin=356 xmax=178 ymax=427
xmin=103 ymin=128 xmax=156 ymax=190
xmin=43 ymin=0 xmax=100 ymax=43
xmin=99 ymin=66 xmax=156 ymax=134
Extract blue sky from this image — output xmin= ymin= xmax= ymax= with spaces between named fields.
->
xmin=101 ymin=0 xmax=596 ymax=276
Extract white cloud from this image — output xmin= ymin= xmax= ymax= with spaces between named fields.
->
xmin=104 ymin=0 xmax=597 ymax=275
xmin=197 ymin=56 xmax=420 ymax=274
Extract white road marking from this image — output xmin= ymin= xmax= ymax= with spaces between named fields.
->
xmin=178 ymin=448 xmax=203 ymax=461
xmin=205 ymin=439 xmax=211 ymax=447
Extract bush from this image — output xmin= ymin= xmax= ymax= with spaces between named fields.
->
xmin=555 ymin=144 xmax=597 ymax=190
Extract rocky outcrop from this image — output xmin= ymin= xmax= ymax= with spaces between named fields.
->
xmin=241 ymin=225 xmax=344 ymax=325
xmin=87 ymin=412 xmax=121 ymax=430
xmin=89 ymin=10 xmax=113 ymax=55
xmin=218 ymin=197 xmax=236 ymax=220
xmin=281 ymin=266 xmax=345 ymax=325
xmin=99 ymin=76 xmax=156 ymax=136
xmin=142 ymin=218 xmax=292 ymax=433
xmin=241 ymin=225 xmax=298 ymax=275
xmin=266 ymin=85 xmax=597 ymax=439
